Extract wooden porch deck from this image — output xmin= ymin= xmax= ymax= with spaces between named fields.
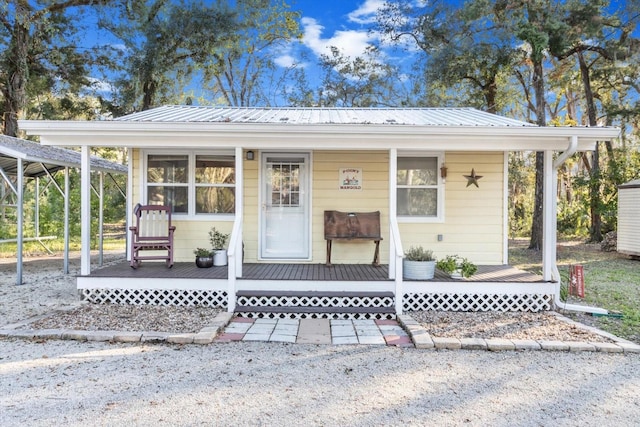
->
xmin=86 ymin=261 xmax=545 ymax=283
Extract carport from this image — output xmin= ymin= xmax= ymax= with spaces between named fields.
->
xmin=0 ymin=135 xmax=127 ymax=285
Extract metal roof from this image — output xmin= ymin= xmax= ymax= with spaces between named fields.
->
xmin=0 ymin=135 xmax=127 ymax=178
xmin=114 ymin=106 xmax=536 ymax=127
xmin=619 ymin=179 xmax=640 ymax=189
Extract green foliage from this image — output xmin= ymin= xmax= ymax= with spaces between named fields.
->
xmin=404 ymin=246 xmax=435 ymax=262
xmin=316 ymin=45 xmax=409 ymax=107
xmin=194 ymin=247 xmax=213 ymax=257
xmin=208 ymin=227 xmax=230 ymax=250
xmin=436 ymin=255 xmax=477 ymax=278
xmin=202 ymin=0 xmax=302 ymax=106
xmin=103 ymin=0 xmax=237 ymax=112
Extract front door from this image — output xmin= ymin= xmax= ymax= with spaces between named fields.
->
xmin=260 ymin=153 xmax=310 ymax=260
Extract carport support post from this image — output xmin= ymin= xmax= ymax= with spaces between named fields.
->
xmin=16 ymin=158 xmax=24 ymax=285
xmin=63 ymin=167 xmax=70 ymax=274
xmin=81 ymin=146 xmax=91 ymax=275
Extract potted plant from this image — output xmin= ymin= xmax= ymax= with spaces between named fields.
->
xmin=403 ymin=246 xmax=436 ymax=280
xmin=193 ymin=247 xmax=214 ymax=268
xmin=209 ymin=227 xmax=230 ymax=266
xmin=436 ymin=255 xmax=477 ymax=279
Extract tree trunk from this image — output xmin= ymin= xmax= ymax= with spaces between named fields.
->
xmin=529 ymin=58 xmax=546 ymax=250
xmin=3 ymin=12 xmax=29 ymax=137
xmin=577 ymin=51 xmax=602 ymax=242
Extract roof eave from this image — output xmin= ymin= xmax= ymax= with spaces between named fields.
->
xmin=19 ymin=120 xmax=620 ymax=152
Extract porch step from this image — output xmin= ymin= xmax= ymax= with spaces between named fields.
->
xmin=235 ymin=291 xmax=395 ymax=320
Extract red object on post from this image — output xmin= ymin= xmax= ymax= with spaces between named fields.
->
xmin=569 ymin=265 xmax=585 ymax=298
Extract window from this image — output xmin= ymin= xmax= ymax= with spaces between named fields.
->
xmin=195 ymin=155 xmax=235 ymax=214
xmin=147 ymin=154 xmax=188 ymax=213
xmin=145 ymin=152 xmax=235 ymax=215
xmin=397 ymin=155 xmax=442 ymax=219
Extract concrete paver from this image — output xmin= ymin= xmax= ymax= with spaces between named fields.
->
xmin=218 ymin=317 xmax=410 ymax=346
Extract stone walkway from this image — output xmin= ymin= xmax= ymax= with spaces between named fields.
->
xmin=215 ymin=317 xmax=413 ymax=346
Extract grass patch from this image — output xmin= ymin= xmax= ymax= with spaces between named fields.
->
xmin=0 ymin=238 xmax=126 ymax=258
xmin=509 ymin=238 xmax=640 ymax=344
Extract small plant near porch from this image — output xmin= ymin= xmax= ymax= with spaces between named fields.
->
xmin=437 ymin=255 xmax=477 ymax=279
xmin=403 ymin=246 xmax=436 ymax=280
xmin=194 ymin=247 xmax=214 ymax=268
xmin=209 ymin=227 xmax=230 ymax=266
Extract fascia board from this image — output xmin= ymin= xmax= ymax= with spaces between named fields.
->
xmin=20 ymin=120 xmax=620 ymax=151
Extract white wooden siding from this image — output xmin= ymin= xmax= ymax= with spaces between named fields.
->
xmin=618 ymin=186 xmax=640 ymax=256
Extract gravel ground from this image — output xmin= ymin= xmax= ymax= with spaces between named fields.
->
xmin=1 ymin=253 xmax=639 ymax=426
xmin=1 ymin=339 xmax=639 ymax=426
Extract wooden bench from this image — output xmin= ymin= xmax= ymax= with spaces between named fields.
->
xmin=324 ymin=210 xmax=382 ymax=267
xmin=129 ymin=204 xmax=175 ymax=268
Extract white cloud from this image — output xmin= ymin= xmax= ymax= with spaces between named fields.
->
xmin=274 ymin=54 xmax=297 ymax=68
xmin=301 ymin=17 xmax=376 ymax=60
xmin=347 ymin=0 xmax=385 ymax=24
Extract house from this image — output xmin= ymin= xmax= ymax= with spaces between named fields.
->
xmin=19 ymin=106 xmax=620 ymax=318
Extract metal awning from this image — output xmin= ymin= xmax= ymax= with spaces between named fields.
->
xmin=0 ymin=135 xmax=127 ymax=285
xmin=0 ymin=134 xmax=127 ymax=177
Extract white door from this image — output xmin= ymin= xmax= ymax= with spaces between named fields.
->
xmin=260 ymin=153 xmax=310 ymax=259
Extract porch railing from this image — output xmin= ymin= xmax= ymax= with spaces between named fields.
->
xmin=389 ymin=218 xmax=404 ymax=314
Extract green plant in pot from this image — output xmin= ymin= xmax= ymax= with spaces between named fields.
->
xmin=436 ymin=255 xmax=477 ymax=279
xmin=403 ymin=246 xmax=436 ymax=280
xmin=194 ymin=247 xmax=214 ymax=268
xmin=209 ymin=227 xmax=230 ymax=266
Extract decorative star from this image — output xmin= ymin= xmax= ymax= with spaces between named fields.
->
xmin=464 ymin=169 xmax=483 ymax=188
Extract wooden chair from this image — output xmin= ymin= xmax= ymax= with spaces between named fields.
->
xmin=129 ymin=204 xmax=175 ymax=268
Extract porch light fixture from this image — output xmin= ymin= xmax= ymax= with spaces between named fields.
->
xmin=246 ymin=150 xmax=255 ymax=161
xmin=440 ymin=164 xmax=448 ymax=183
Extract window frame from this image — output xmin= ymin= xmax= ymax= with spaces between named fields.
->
xmin=396 ymin=151 xmax=445 ymax=223
xmin=142 ymin=149 xmax=236 ymax=220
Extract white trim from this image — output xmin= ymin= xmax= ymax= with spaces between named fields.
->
xmin=236 ymin=280 xmax=393 ymax=292
xmin=127 ymin=148 xmax=134 ymax=262
xmin=503 ymin=151 xmax=509 ymax=264
xmin=77 ymin=276 xmax=228 ymax=291
xmin=542 ymin=150 xmax=554 ymax=281
xmin=141 ymin=149 xmax=236 ymax=219
xmin=395 ymin=151 xmax=445 ymax=223
xmin=81 ymin=146 xmax=91 ymax=275
xmin=403 ymin=280 xmax=556 ymax=295
xmin=258 ymin=151 xmax=312 ymax=261
xmin=20 ymin=120 xmax=620 ymax=152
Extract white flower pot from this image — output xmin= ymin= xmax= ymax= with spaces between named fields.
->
xmin=403 ymin=259 xmax=436 ymax=280
xmin=213 ymin=249 xmax=227 ymax=266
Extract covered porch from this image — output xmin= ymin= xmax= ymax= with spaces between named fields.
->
xmin=78 ymin=261 xmax=555 ymax=318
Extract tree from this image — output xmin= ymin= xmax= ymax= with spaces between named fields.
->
xmin=202 ymin=0 xmax=301 ymax=107
xmin=0 ymin=0 xmax=112 ymax=136
xmin=549 ymin=0 xmax=640 ymax=241
xmin=377 ymin=0 xmax=519 ymax=113
xmin=316 ymin=45 xmax=408 ymax=107
xmin=104 ymin=0 xmax=236 ymax=112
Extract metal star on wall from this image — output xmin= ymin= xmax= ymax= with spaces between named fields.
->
xmin=464 ymin=168 xmax=483 ymax=188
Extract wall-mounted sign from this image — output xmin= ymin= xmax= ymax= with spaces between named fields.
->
xmin=339 ymin=168 xmax=362 ymax=190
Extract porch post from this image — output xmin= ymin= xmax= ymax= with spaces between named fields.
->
xmin=98 ymin=171 xmax=104 ymax=266
xmin=542 ymin=150 xmax=554 ymax=281
xmin=389 ymin=148 xmax=404 ymax=315
xmin=80 ymin=146 xmax=91 ymax=276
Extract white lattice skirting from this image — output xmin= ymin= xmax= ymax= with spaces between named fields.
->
xmin=235 ymin=294 xmax=395 ymax=320
xmin=80 ymin=289 xmax=228 ymax=308
xmin=403 ymin=292 xmax=554 ymax=312
xmin=236 ymin=295 xmax=394 ymax=309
